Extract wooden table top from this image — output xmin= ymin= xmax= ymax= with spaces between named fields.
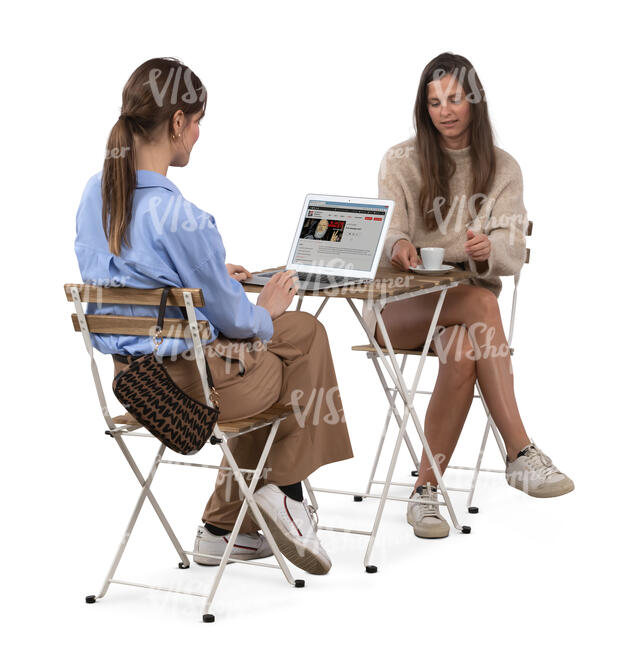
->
xmin=242 ymin=265 xmax=475 ymax=301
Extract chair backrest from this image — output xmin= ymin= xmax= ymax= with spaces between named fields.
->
xmin=65 ymin=284 xmax=214 ymax=429
xmin=507 ymin=219 xmax=533 ymax=346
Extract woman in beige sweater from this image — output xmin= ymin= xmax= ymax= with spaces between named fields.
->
xmin=376 ymin=52 xmax=573 ymax=539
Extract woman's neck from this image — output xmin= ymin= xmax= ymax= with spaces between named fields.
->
xmin=439 ymin=131 xmax=470 ymax=150
xmin=133 ymin=136 xmax=170 ymax=176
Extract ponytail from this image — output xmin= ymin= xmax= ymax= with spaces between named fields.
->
xmin=100 ymin=58 xmax=207 ymax=256
xmin=102 ymin=115 xmax=137 ymax=256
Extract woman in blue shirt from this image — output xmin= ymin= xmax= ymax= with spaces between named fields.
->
xmin=75 ymin=57 xmax=352 ymax=575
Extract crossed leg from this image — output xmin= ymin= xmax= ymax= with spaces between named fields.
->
xmin=376 ymin=283 xmax=530 ymax=485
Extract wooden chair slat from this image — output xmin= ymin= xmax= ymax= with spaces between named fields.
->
xmin=64 ymin=284 xmax=205 ymax=307
xmin=111 ymin=404 xmax=293 ymax=436
xmin=351 ymin=343 xmax=514 ymax=357
xmin=71 ymin=313 xmax=211 ymax=339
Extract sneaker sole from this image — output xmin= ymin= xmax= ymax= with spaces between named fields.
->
xmin=258 ymin=509 xmax=331 ymax=575
xmin=407 ymin=514 xmax=449 ymax=539
xmin=193 ymin=544 xmax=273 ymax=566
xmin=506 ymin=476 xmax=575 ymax=498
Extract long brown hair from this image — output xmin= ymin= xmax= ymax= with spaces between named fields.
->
xmin=413 ymin=52 xmax=495 ymax=230
xmin=101 ymin=57 xmax=207 ymax=255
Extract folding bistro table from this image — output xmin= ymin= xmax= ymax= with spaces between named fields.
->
xmin=245 ymin=265 xmax=476 ymax=572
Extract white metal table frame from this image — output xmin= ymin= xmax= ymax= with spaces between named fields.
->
xmin=69 ymin=286 xmax=306 ymax=623
xmin=293 ymin=278 xmax=471 ymax=573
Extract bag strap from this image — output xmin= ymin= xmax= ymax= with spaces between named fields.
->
xmin=154 ymin=287 xmax=217 ymax=391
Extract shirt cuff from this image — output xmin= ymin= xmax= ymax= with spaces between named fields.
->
xmin=254 ymin=304 xmax=274 ymax=342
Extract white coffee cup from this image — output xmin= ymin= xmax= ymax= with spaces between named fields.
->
xmin=419 ymin=247 xmax=444 ymax=270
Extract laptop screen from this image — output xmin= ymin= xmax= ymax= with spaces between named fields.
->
xmin=290 ymin=200 xmax=390 ymax=272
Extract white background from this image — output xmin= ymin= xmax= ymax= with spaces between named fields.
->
xmin=2 ymin=1 xmax=634 ymax=647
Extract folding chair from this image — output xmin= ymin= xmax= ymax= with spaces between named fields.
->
xmin=351 ymin=220 xmax=533 ymax=514
xmin=65 ymin=283 xmax=306 ymax=623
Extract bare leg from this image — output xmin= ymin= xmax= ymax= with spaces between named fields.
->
xmin=414 ymin=325 xmax=477 ymax=488
xmin=377 ymin=283 xmax=530 ymax=466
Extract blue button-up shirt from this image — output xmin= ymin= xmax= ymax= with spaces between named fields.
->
xmin=74 ymin=169 xmax=273 ymax=356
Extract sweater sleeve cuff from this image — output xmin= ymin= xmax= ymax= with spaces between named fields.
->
xmin=384 ymin=232 xmax=411 ymax=260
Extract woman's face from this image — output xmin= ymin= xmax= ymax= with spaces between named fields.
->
xmin=170 ymin=108 xmax=204 ymax=166
xmin=426 ymin=74 xmax=471 ymax=147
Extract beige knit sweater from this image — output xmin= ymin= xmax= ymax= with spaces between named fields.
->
xmin=363 ymin=138 xmax=528 ymax=333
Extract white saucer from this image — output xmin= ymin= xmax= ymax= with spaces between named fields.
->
xmin=409 ymin=264 xmax=454 ymax=275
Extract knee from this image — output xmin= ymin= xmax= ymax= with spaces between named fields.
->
xmin=277 ymin=310 xmax=326 ymax=346
xmin=436 ymin=329 xmax=477 ymax=387
xmin=468 ymin=286 xmax=499 ymax=321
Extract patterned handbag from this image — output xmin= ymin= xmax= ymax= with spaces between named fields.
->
xmin=112 ymin=287 xmax=221 ymax=455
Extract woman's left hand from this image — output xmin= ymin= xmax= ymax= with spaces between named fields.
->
xmin=226 ymin=263 xmax=252 ymax=282
xmin=465 ymin=230 xmax=491 ymax=262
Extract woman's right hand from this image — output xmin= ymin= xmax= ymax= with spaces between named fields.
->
xmin=257 ymin=270 xmax=298 ymax=320
xmin=391 ymin=239 xmax=420 ymax=271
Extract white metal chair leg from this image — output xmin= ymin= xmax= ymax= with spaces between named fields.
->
xmin=362 ymin=354 xmax=418 ymax=497
xmin=95 ymin=442 xmax=168 ymax=599
xmin=201 ymin=420 xmax=302 ymax=621
xmin=466 ymin=418 xmax=492 ymax=511
xmin=363 ymin=404 xmax=410 ymax=570
xmin=112 ymin=435 xmax=190 ymax=566
xmin=371 ymin=292 xmax=469 ymax=535
xmin=303 ymin=478 xmax=319 ymax=511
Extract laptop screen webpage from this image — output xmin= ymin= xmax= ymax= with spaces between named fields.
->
xmin=290 ymin=200 xmax=390 ymax=273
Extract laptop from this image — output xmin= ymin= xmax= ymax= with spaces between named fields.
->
xmin=246 ymin=194 xmax=395 ymax=291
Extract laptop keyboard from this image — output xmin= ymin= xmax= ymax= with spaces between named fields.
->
xmin=296 ymin=272 xmax=350 ymax=284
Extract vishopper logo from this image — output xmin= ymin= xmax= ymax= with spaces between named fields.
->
xmin=158 ymin=337 xmax=269 ymax=369
xmin=104 ymin=145 xmax=131 ymax=160
xmin=430 ymin=193 xmax=490 ymax=235
xmin=433 ymin=323 xmax=512 ymax=366
xmin=80 ymin=277 xmax=132 ymax=308
xmin=430 ymin=65 xmax=485 ymax=104
xmin=378 ymin=143 xmax=416 ymax=181
xmin=289 ymin=386 xmax=346 ymax=427
xmin=319 ymin=273 xmax=415 ymax=301
xmin=143 ymin=66 xmax=207 ymax=108
xmin=146 ymin=194 xmax=215 ymax=235
xmin=216 ymin=466 xmax=273 ymax=504
xmin=429 ymin=194 xmax=528 ymax=244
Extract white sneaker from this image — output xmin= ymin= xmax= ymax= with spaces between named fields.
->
xmin=506 ymin=443 xmax=574 ymax=498
xmin=193 ymin=526 xmax=272 ymax=566
xmin=406 ymin=483 xmax=450 ymax=538
xmin=253 ymin=484 xmax=331 ymax=575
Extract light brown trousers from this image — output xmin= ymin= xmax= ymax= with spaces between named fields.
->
xmin=113 ymin=310 xmax=353 ymax=533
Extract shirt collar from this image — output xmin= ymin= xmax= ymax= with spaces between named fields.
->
xmin=136 ymin=169 xmax=181 ymax=194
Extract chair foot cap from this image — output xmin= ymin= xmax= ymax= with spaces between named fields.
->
xmin=202 ymin=614 xmax=215 ymax=623
xmin=85 ymin=595 xmax=96 ymax=604
xmin=294 ymin=579 xmax=305 ymax=588
xmin=178 ymin=561 xmax=190 ymax=569
xmin=353 ymin=495 xmax=363 ymax=502
xmin=365 ymin=565 xmax=378 ymax=574
xmin=462 ymin=525 xmax=472 ymax=534
xmin=410 ymin=470 xmax=419 ymax=477
xmin=468 ymin=506 xmax=479 ymax=514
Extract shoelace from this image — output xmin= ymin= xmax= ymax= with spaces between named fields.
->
xmin=525 ymin=443 xmax=560 ymax=478
xmin=416 ymin=483 xmax=439 ymax=515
